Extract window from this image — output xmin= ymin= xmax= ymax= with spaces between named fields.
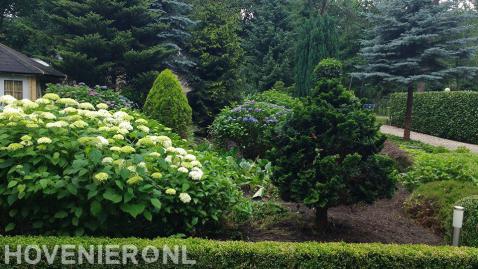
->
xmin=4 ymin=80 xmax=23 ymax=99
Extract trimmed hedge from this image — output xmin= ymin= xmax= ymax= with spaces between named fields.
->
xmin=389 ymin=91 xmax=478 ymax=144
xmin=0 ymin=235 xmax=477 ymax=268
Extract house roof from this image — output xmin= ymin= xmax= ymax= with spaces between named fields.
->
xmin=0 ymin=43 xmax=66 ymax=78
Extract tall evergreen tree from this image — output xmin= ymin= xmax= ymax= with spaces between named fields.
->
xmin=294 ymin=15 xmax=338 ymax=96
xmin=187 ymin=0 xmax=243 ymax=129
xmin=240 ymin=0 xmax=293 ymax=93
xmin=353 ymin=0 xmax=478 ymax=140
xmin=47 ymin=0 xmax=178 ymax=104
xmin=152 ymin=0 xmax=195 ymax=75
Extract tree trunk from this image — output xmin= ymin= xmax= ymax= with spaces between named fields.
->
xmin=315 ymin=207 xmax=328 ymax=227
xmin=403 ymin=83 xmax=414 ymax=140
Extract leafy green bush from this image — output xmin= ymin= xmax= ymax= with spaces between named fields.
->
xmin=210 ymin=101 xmax=291 ymax=158
xmin=143 ymin=69 xmax=192 ymax=138
xmin=1 ymin=235 xmax=478 ymax=268
xmin=45 ymin=84 xmax=136 ymax=110
xmin=404 ymin=180 xmax=478 ymax=236
xmin=269 ymin=59 xmax=396 ymax=225
xmin=455 ymin=195 xmax=478 ymax=247
xmin=399 ymin=150 xmax=478 ymax=190
xmin=313 ymin=58 xmax=343 ymax=80
xmin=247 ymin=90 xmax=303 ymax=110
xmin=389 ymin=91 xmax=478 ymax=144
xmin=0 ymin=93 xmax=240 ymax=237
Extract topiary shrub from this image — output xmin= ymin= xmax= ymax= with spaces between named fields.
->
xmin=45 ymin=84 xmax=137 ymax=110
xmin=210 ymin=101 xmax=291 ymax=158
xmin=455 ymin=195 xmax=478 ymax=247
xmin=313 ymin=58 xmax=343 ymax=81
xmin=269 ymin=59 xmax=396 ymax=226
xmin=143 ymin=69 xmax=192 ymax=138
xmin=0 ymin=94 xmax=240 ymax=237
xmin=404 ymin=180 xmax=478 ymax=236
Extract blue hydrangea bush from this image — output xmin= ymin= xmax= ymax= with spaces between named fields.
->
xmin=210 ymin=101 xmax=291 ymax=158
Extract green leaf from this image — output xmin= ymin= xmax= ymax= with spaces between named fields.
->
xmin=150 ymin=198 xmax=162 ymax=210
xmin=7 ymin=180 xmax=18 ymax=188
xmin=90 ymin=201 xmax=102 ymax=216
xmin=5 ymin=223 xmax=15 ymax=232
xmin=120 ymin=203 xmax=145 ymax=218
xmin=89 ymin=149 xmax=102 ymax=165
xmin=143 ymin=210 xmax=152 ymax=221
xmin=54 ymin=211 xmax=68 ymax=219
xmin=66 ymin=184 xmax=78 ymax=195
xmin=103 ymin=189 xmax=122 ymax=203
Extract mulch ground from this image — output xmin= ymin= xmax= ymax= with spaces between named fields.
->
xmin=241 ymin=188 xmax=443 ymax=245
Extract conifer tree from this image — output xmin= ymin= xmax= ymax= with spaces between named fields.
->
xmin=353 ymin=0 xmax=478 ymax=140
xmin=294 ymin=15 xmax=338 ymax=96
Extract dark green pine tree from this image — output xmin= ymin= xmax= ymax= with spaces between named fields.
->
xmin=353 ymin=0 xmax=478 ymax=140
xmin=294 ymin=15 xmax=339 ymax=97
xmin=49 ymin=0 xmax=176 ymax=103
xmin=152 ymin=0 xmax=195 ymax=75
xmin=187 ymin=0 xmax=243 ymax=129
xmin=240 ymin=0 xmax=294 ymax=93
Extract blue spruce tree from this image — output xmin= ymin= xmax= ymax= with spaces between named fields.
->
xmin=353 ymin=0 xmax=478 ymax=139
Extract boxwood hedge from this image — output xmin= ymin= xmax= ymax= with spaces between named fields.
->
xmin=389 ymin=92 xmax=478 ymax=144
xmin=0 ymin=236 xmax=478 ymax=268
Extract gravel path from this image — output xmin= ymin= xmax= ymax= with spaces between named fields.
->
xmin=380 ymin=125 xmax=478 ymax=153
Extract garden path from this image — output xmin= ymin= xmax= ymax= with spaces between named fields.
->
xmin=380 ymin=125 xmax=478 ymax=153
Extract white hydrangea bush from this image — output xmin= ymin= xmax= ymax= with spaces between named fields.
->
xmin=0 ymin=94 xmax=239 ymax=236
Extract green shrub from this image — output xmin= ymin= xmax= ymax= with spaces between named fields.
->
xmin=389 ymin=91 xmax=478 ymax=144
xmin=455 ymin=195 xmax=478 ymax=247
xmin=400 ymin=150 xmax=478 ymax=190
xmin=210 ymin=101 xmax=291 ymax=158
xmin=313 ymin=58 xmax=343 ymax=81
xmin=248 ymin=90 xmax=303 ymax=110
xmin=1 ymin=235 xmax=478 ymax=268
xmin=269 ymin=59 xmax=396 ymax=225
xmin=143 ymin=69 xmax=192 ymax=138
xmin=0 ymin=94 xmax=240 ymax=237
xmin=404 ymin=181 xmax=478 ymax=236
xmin=45 ymin=84 xmax=137 ymax=110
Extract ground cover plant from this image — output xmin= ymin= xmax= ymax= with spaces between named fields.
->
xmin=0 ymin=94 xmax=242 ymax=237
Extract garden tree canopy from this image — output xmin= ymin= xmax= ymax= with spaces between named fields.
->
xmin=46 ymin=0 xmax=190 ymax=104
xmin=0 ymin=0 xmax=37 ymax=31
xmin=269 ymin=59 xmax=396 ymax=226
xmin=240 ymin=0 xmax=294 ymax=93
xmin=294 ymin=15 xmax=338 ymax=96
xmin=187 ymin=0 xmax=243 ymax=129
xmin=152 ymin=0 xmax=195 ymax=75
xmin=143 ymin=69 xmax=192 ymax=138
xmin=353 ymin=0 xmax=478 ymax=139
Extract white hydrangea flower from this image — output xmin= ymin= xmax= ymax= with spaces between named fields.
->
xmin=43 ymin=93 xmax=60 ymax=101
xmin=190 ymin=160 xmax=202 ymax=168
xmin=71 ymin=120 xmax=88 ymax=129
xmin=61 ymin=107 xmax=77 ymax=114
xmin=2 ymin=106 xmax=24 ymax=117
xmin=79 ymin=102 xmax=95 ymax=110
xmin=20 ymin=99 xmax=39 ymax=109
xmin=149 ymin=152 xmax=161 ymax=158
xmin=41 ymin=112 xmax=56 ymax=120
xmin=113 ymin=134 xmax=124 ymax=140
xmin=35 ymin=98 xmax=51 ymax=105
xmin=189 ymin=168 xmax=204 ymax=181
xmin=178 ymin=167 xmax=189 ymax=173
xmin=96 ymin=136 xmax=109 ymax=146
xmin=184 ymin=154 xmax=196 ymax=161
xmin=119 ymin=121 xmax=133 ymax=131
xmin=165 ymin=155 xmax=173 ymax=163
xmin=102 ymin=157 xmax=114 ymax=164
xmin=0 ymin=95 xmax=16 ymax=104
xmin=135 ymin=119 xmax=148 ymax=125
xmin=37 ymin=137 xmax=52 ymax=144
xmin=179 ymin=193 xmax=192 ymax=204
xmin=175 ymin=148 xmax=187 ymax=156
xmin=57 ymin=98 xmax=79 ymax=107
xmin=46 ymin=121 xmax=69 ymax=128
xmin=96 ymin=103 xmax=109 ymax=109
xmin=138 ymin=125 xmax=150 ymax=133
xmin=117 ymin=128 xmax=129 ymax=135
